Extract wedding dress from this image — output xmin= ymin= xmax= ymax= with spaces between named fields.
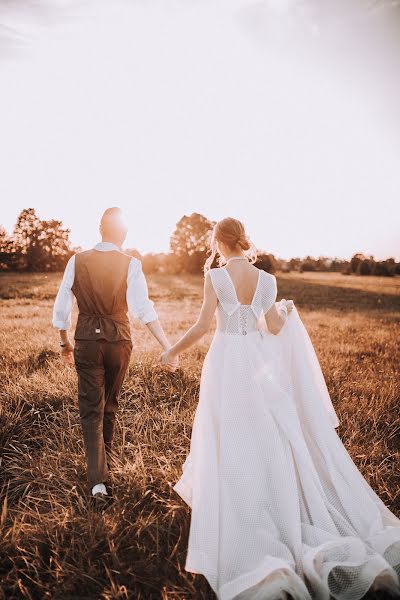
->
xmin=174 ymin=266 xmax=400 ymax=600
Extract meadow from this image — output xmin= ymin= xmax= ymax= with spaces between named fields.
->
xmin=0 ymin=271 xmax=399 ymax=600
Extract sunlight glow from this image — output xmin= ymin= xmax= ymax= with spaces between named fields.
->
xmin=0 ymin=0 xmax=399 ymax=260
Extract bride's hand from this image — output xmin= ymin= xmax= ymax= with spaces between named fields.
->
xmin=285 ymin=300 xmax=294 ymax=314
xmin=160 ymin=349 xmax=179 ymax=372
xmin=278 ymin=299 xmax=295 ymax=316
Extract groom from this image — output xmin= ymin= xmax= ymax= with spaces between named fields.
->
xmin=53 ymin=207 xmax=175 ymax=504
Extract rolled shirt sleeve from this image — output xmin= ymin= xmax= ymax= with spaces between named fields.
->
xmin=127 ymin=258 xmax=158 ymax=325
xmin=52 ymin=255 xmax=76 ymax=330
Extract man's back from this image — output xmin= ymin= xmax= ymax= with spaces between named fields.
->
xmin=72 ymin=248 xmax=132 ymax=341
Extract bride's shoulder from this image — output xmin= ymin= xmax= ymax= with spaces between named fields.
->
xmin=258 ymin=269 xmax=277 ymax=294
xmin=265 ymin=270 xmax=276 ymax=281
xmin=206 ymin=267 xmax=227 ymax=289
xmin=207 ymin=266 xmax=224 ymax=278
xmin=257 ymin=268 xmax=276 ymax=282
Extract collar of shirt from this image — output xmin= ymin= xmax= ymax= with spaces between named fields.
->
xmin=94 ymin=242 xmax=122 ymax=252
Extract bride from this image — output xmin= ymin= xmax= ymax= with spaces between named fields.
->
xmin=161 ymin=217 xmax=400 ymax=600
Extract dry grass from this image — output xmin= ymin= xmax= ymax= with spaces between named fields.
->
xmin=0 ymin=271 xmax=399 ymax=600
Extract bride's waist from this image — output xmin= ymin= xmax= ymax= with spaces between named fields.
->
xmin=214 ymin=328 xmax=263 ymax=338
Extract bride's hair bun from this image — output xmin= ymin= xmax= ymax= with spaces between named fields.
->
xmin=203 ymin=216 xmax=258 ymax=274
xmin=214 ymin=217 xmax=250 ymax=251
xmin=237 ymin=236 xmax=250 ymax=251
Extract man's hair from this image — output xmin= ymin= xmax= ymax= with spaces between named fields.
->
xmin=100 ymin=207 xmax=128 ymax=240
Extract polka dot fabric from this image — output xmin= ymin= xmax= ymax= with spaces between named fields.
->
xmin=174 ymin=269 xmax=400 ymax=600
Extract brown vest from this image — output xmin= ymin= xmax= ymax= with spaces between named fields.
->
xmin=72 ymin=249 xmax=132 ymax=342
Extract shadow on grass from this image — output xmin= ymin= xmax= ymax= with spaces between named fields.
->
xmin=276 ymin=276 xmax=400 ymax=313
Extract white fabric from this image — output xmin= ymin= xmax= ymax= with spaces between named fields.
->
xmin=174 ymin=267 xmax=400 ymax=600
xmin=53 ymin=254 xmax=76 ymax=330
xmin=52 ymin=242 xmax=157 ymax=330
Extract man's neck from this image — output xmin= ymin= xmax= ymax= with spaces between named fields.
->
xmin=101 ymin=238 xmax=121 ymax=248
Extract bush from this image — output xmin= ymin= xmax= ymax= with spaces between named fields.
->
xmin=255 ymin=253 xmax=277 ymax=274
xmin=301 ymin=261 xmax=316 ymax=272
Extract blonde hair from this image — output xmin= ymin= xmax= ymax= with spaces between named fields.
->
xmin=204 ymin=217 xmax=257 ymax=274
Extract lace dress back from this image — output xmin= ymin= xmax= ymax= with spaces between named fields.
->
xmin=209 ymin=267 xmax=277 ymax=336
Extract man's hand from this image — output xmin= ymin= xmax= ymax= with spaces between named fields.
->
xmin=61 ymin=340 xmax=74 ymax=364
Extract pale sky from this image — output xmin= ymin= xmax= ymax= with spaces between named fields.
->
xmin=0 ymin=0 xmax=399 ymax=259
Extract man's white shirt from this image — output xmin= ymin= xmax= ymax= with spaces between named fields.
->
xmin=52 ymin=242 xmax=158 ymax=330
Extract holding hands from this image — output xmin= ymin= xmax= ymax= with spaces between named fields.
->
xmin=160 ymin=347 xmax=179 ymax=372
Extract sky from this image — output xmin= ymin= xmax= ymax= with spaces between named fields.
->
xmin=0 ymin=0 xmax=399 ymax=260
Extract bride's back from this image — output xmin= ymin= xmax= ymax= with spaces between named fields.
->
xmin=224 ymin=261 xmax=260 ymax=305
xmin=209 ymin=261 xmax=276 ymax=337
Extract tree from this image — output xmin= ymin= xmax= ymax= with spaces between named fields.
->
xmin=0 ymin=226 xmax=8 ymax=248
xmin=315 ymin=257 xmax=329 ymax=271
xmin=11 ymin=208 xmax=74 ymax=271
xmin=329 ymin=258 xmax=346 ymax=272
xmin=289 ymin=258 xmax=302 ymax=271
xmin=300 ymin=256 xmax=316 ymax=272
xmin=350 ymin=253 xmax=366 ymax=274
xmin=170 ymin=213 xmax=214 ymax=272
xmin=0 ymin=225 xmax=16 ymax=270
xmin=36 ymin=219 xmax=73 ymax=271
xmin=12 ymin=208 xmax=42 ymax=271
xmin=185 ymin=250 xmax=209 ymax=274
xmin=357 ymin=259 xmax=371 ymax=276
xmin=371 ymin=259 xmax=396 ymax=277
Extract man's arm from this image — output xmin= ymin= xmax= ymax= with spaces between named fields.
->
xmin=53 ymin=255 xmax=76 ymax=363
xmin=126 ymin=258 xmax=172 ymax=353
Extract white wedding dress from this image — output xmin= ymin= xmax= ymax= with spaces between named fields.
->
xmin=174 ymin=267 xmax=400 ymax=600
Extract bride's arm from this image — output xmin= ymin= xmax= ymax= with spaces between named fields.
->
xmin=265 ymin=301 xmax=292 ymax=335
xmin=162 ymin=273 xmax=218 ymax=361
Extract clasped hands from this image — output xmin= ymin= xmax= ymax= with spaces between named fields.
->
xmin=160 ymin=347 xmax=179 ymax=372
xmin=60 ymin=336 xmax=178 ymax=371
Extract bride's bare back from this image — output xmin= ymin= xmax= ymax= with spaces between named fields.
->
xmin=224 ymin=260 xmax=260 ymax=305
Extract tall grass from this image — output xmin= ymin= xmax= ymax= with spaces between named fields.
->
xmin=0 ymin=272 xmax=399 ymax=599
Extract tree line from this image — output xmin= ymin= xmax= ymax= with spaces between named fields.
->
xmin=0 ymin=209 xmax=399 ymax=277
xmin=0 ymin=209 xmax=74 ymax=272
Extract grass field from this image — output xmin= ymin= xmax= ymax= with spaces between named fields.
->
xmin=0 ymin=271 xmax=399 ymax=600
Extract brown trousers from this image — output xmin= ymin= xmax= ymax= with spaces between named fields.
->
xmin=74 ymin=340 xmax=132 ymax=487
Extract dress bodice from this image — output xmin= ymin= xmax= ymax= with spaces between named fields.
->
xmin=208 ymin=267 xmax=277 ymax=335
